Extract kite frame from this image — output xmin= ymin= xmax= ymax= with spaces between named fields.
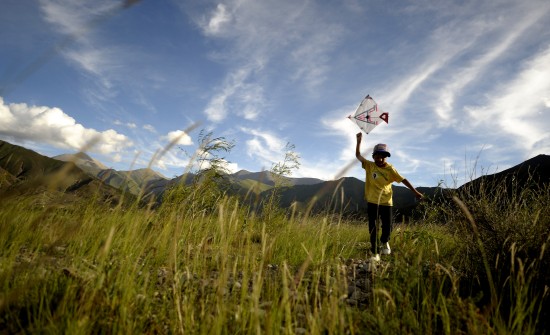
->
xmin=348 ymin=95 xmax=389 ymax=134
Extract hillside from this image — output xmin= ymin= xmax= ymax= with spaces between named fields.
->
xmin=249 ymin=154 xmax=549 ymax=218
xmin=258 ymin=176 xmax=442 ymax=217
xmin=0 ymin=140 xmax=131 ymax=206
xmin=458 ymin=154 xmax=550 ymax=194
xmin=53 ymin=152 xmax=108 ymax=175
xmin=120 ymin=168 xmax=167 ymax=185
xmin=2 ymin=141 xmax=548 ymax=334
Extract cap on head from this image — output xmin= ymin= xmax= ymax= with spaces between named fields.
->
xmin=372 ymin=143 xmax=390 ymax=157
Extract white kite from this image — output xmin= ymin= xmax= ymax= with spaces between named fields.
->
xmin=348 ymin=95 xmax=389 ymax=134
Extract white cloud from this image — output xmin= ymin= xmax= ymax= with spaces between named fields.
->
xmin=203 ymin=68 xmax=249 ymax=122
xmin=0 ymin=97 xmax=133 ymax=153
xmin=154 ymin=156 xmax=185 ymax=172
xmin=224 ymin=160 xmax=240 ymax=173
xmin=532 ymin=135 xmax=550 ymax=157
xmin=151 ymin=151 xmax=190 ymax=174
xmin=241 ymin=134 xmax=343 ymax=182
xmin=204 ymin=92 xmax=229 ymax=122
xmin=162 ymin=130 xmax=193 ymax=146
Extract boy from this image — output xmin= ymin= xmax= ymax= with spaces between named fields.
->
xmin=355 ymin=132 xmax=423 ymax=261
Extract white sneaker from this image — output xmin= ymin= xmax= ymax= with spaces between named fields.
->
xmin=380 ymin=242 xmax=391 ymax=255
xmin=371 ymin=254 xmax=381 ymax=262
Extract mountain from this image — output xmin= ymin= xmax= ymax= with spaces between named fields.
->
xmin=49 ymin=155 xmax=322 ymax=199
xmin=43 ymin=147 xmax=442 ymax=213
xmin=53 ymin=153 xmax=168 ymax=196
xmin=95 ymin=169 xmax=143 ymax=195
xmin=267 ymin=176 xmax=366 ymax=213
xmin=230 ymin=169 xmax=324 ymax=186
xmin=0 ymin=140 xmax=129 ymax=206
xmin=53 ymin=152 xmax=107 ymax=175
xmin=120 ymin=168 xmax=167 ymax=185
xmin=258 ymin=176 xmax=442 ymax=217
xmin=139 ymin=173 xmax=196 ymax=203
xmin=0 ymin=165 xmax=17 ymax=188
xmin=458 ymin=154 xmax=550 ymax=194
xmin=4 ymin=139 xmax=547 ymax=217
xmin=250 ymin=155 xmax=550 ymax=218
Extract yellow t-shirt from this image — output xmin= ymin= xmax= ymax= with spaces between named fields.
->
xmin=362 ymin=161 xmax=404 ymax=206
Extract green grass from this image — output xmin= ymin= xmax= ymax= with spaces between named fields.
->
xmin=237 ymin=179 xmax=272 ymax=194
xmin=1 ymin=178 xmax=548 ymax=334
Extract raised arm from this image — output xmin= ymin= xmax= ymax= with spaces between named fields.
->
xmin=355 ymin=132 xmax=368 ymax=164
xmin=402 ymin=178 xmax=423 ymax=200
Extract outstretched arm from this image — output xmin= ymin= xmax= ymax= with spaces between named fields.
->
xmin=402 ymin=178 xmax=423 ymax=200
xmin=355 ymin=132 xmax=367 ymax=164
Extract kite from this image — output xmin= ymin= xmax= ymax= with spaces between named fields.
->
xmin=348 ymin=95 xmax=389 ymax=134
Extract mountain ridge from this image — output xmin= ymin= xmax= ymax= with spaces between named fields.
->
xmin=2 ymin=140 xmax=548 ymax=215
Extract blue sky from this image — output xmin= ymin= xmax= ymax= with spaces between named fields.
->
xmin=1 ymin=0 xmax=550 ymax=187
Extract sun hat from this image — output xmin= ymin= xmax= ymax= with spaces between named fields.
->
xmin=372 ymin=143 xmax=390 ymax=157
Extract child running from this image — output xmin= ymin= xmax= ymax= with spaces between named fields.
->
xmin=355 ymin=132 xmax=423 ymax=261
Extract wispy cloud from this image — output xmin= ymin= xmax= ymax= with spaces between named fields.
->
xmin=240 ymin=127 xmax=288 ymax=167
xmin=431 ymin=2 xmax=550 ymax=125
xmin=203 ymin=66 xmax=265 ymax=122
xmin=324 ymin=0 xmax=550 ymax=186
xmin=38 ymin=0 xmax=116 ymax=37
xmin=191 ymin=0 xmax=345 ymax=122
xmin=36 ymin=0 xmax=149 ymax=101
xmin=464 ymin=44 xmax=550 ymax=155
xmin=143 ymin=124 xmax=156 ymax=133
xmin=114 ymin=120 xmax=138 ymax=129
xmin=37 ymin=0 xmax=119 ymax=81
xmin=201 ymin=3 xmax=232 ymax=36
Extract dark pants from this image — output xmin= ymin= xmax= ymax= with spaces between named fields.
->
xmin=367 ymin=202 xmax=393 ymax=254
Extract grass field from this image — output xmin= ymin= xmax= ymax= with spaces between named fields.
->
xmin=1 ymin=174 xmax=548 ymax=334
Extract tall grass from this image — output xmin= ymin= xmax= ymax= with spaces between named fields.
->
xmin=1 ymin=170 xmax=548 ymax=334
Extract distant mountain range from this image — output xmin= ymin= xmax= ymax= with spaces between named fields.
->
xmin=231 ymin=169 xmax=324 ymax=186
xmin=1 ymin=139 xmax=549 ymax=217
xmin=53 ymin=152 xmax=168 ymax=197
